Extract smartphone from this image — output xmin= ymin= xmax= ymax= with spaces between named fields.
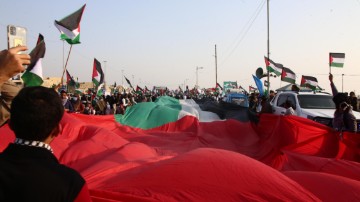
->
xmin=7 ymin=25 xmax=27 ymax=49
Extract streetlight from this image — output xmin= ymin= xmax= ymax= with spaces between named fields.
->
xmin=342 ymin=74 xmax=344 ymax=92
xmin=103 ymin=61 xmax=107 ymax=89
xmin=196 ymin=66 xmax=204 ymax=88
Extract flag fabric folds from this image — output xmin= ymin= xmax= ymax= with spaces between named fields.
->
xmin=300 ymin=75 xmax=318 ymax=90
xmin=252 ymin=75 xmax=264 ymax=96
xmin=2 ymin=98 xmax=360 ymax=201
xmin=21 ymin=34 xmax=46 ymax=87
xmin=264 ymin=56 xmax=283 ymax=76
xmin=329 ymin=53 xmax=345 ymax=68
xmin=281 ymin=67 xmax=296 ymax=84
xmin=92 ymin=58 xmax=104 ymax=87
xmin=54 ymin=4 xmax=86 ymax=45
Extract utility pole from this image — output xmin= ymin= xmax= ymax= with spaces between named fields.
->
xmin=103 ymin=60 xmax=107 ymax=90
xmin=266 ymin=0 xmax=270 ymax=95
xmin=215 ymin=44 xmax=218 ymax=87
xmin=196 ymin=66 xmax=204 ymax=88
xmin=121 ymin=69 xmax=124 ymax=86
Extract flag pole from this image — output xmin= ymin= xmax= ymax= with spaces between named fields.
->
xmin=61 ymin=44 xmax=73 ymax=86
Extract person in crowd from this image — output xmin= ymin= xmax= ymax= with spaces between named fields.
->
xmin=329 ymin=73 xmax=357 ymax=132
xmin=260 ymin=95 xmax=273 ymax=114
xmin=72 ymin=93 xmax=85 ymax=113
xmin=0 ymin=86 xmax=91 ymax=201
xmin=60 ymin=90 xmax=74 ymax=112
xmin=83 ymin=101 xmax=95 ymax=115
xmin=283 ymin=100 xmax=296 ymax=115
xmin=0 ymin=46 xmax=31 ymax=126
xmin=269 ymin=90 xmax=276 ymax=101
xmin=349 ymin=91 xmax=358 ymax=112
xmin=248 ymin=93 xmax=258 ymax=113
xmin=291 ymin=84 xmax=300 ymax=93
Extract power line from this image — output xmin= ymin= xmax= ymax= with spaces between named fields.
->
xmin=220 ymin=0 xmax=266 ymax=66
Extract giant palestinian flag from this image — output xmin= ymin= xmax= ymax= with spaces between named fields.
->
xmin=329 ymin=53 xmax=345 ymax=68
xmin=21 ymin=34 xmax=45 ymax=87
xmin=1 ymin=96 xmax=360 ymax=201
xmin=264 ymin=56 xmax=283 ymax=76
xmin=300 ymin=75 xmax=318 ymax=90
xmin=281 ymin=67 xmax=296 ymax=84
xmin=92 ymin=58 xmax=104 ymax=87
xmin=54 ymin=4 xmax=86 ymax=45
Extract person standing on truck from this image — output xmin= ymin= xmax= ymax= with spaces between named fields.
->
xmin=329 ymin=73 xmax=357 ymax=133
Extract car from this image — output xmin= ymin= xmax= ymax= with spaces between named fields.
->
xmin=270 ymin=90 xmax=360 ymax=131
xmin=222 ymin=93 xmax=249 ymax=108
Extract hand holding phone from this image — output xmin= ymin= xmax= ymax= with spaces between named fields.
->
xmin=0 ymin=46 xmax=30 ymax=84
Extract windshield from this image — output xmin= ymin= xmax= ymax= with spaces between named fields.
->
xmin=298 ymin=94 xmax=335 ymax=109
xmin=231 ymin=97 xmax=248 ymax=106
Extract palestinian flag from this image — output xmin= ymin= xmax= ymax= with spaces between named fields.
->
xmin=92 ymin=58 xmax=104 ymax=87
xmin=96 ymin=83 xmax=105 ymax=97
xmin=1 ymin=96 xmax=360 ymax=201
xmin=249 ymin=86 xmax=257 ymax=92
xmin=66 ymin=70 xmax=79 ymax=88
xmin=136 ymin=85 xmax=144 ymax=94
xmin=300 ymin=75 xmax=318 ymax=90
xmin=281 ymin=67 xmax=296 ymax=84
xmin=264 ymin=56 xmax=283 ymax=76
xmin=124 ymin=76 xmax=133 ymax=88
xmin=21 ymin=34 xmax=45 ymax=87
xmin=216 ymin=82 xmax=223 ymax=90
xmin=54 ymin=4 xmax=86 ymax=45
xmin=329 ymin=53 xmax=345 ymax=68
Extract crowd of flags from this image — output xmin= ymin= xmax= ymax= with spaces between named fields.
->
xmin=19 ymin=4 xmax=348 ymax=97
xmin=261 ymin=52 xmax=346 ymax=92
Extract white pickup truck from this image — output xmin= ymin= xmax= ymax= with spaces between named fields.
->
xmin=270 ymin=91 xmax=360 ymax=130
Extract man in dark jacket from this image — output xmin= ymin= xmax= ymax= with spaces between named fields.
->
xmin=0 ymin=86 xmax=91 ymax=201
xmin=329 ymin=73 xmax=357 ymax=133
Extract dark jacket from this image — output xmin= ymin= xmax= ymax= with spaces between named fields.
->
xmin=0 ymin=144 xmax=85 ymax=202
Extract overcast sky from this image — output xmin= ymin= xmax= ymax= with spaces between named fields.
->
xmin=1 ymin=0 xmax=360 ymax=93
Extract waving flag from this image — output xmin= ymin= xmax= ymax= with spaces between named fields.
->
xmin=21 ymin=34 xmax=45 ymax=87
xmin=136 ymin=85 xmax=144 ymax=94
xmin=252 ymin=75 xmax=264 ymax=96
xmin=329 ymin=53 xmax=345 ymax=68
xmin=216 ymin=82 xmax=223 ymax=90
xmin=281 ymin=67 xmax=296 ymax=84
xmin=300 ymin=75 xmax=318 ymax=90
xmin=265 ymin=56 xmax=283 ymax=76
xmin=66 ymin=70 xmax=79 ymax=88
xmin=92 ymin=58 xmax=104 ymax=87
xmin=124 ymin=76 xmax=133 ymax=88
xmin=54 ymin=4 xmax=86 ymax=45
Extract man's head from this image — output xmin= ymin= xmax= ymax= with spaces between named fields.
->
xmin=9 ymin=86 xmax=64 ymax=141
xmin=332 ymin=92 xmax=349 ymax=109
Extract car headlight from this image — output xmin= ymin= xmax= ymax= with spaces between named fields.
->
xmin=312 ymin=117 xmax=332 ymax=126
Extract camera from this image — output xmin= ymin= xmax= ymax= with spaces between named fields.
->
xmin=9 ymin=26 xmax=16 ymax=36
